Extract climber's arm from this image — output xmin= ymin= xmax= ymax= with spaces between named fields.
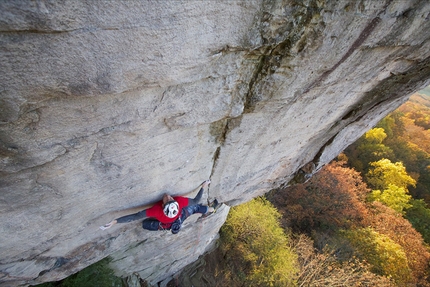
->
xmin=99 ymin=210 xmax=147 ymax=230
xmin=116 ymin=210 xmax=147 ymax=223
xmin=187 ymin=180 xmax=210 ymax=205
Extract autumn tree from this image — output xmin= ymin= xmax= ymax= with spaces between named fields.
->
xmin=376 ymin=112 xmax=405 ymax=140
xmin=293 ymin=234 xmax=395 ymax=287
xmin=269 ymin=161 xmax=369 ymax=234
xmin=341 ymin=227 xmax=412 ymax=284
xmin=375 ymin=109 xmax=430 ymax=204
xmin=370 ymin=184 xmax=412 ymax=214
xmin=366 ymin=159 xmax=416 ymax=214
xmin=366 ymin=159 xmax=416 ymax=190
xmin=365 ymin=127 xmax=387 ymax=143
xmin=345 ymin=110 xmax=430 ymax=205
xmin=345 ymin=128 xmax=395 ymax=174
xmin=220 ymin=197 xmax=298 ymax=287
xmin=364 ymin=202 xmax=430 ymax=285
xmin=271 ymin=159 xmax=430 ymax=285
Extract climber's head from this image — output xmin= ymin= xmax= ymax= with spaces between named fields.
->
xmin=163 ymin=194 xmax=179 ymax=218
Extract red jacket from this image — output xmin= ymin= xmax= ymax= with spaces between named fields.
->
xmin=145 ymin=196 xmax=189 ymax=223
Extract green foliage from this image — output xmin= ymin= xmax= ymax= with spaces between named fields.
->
xmin=366 ymin=159 xmax=416 ymax=190
xmin=370 ymin=184 xmax=412 ymax=214
xmin=35 ymin=258 xmax=122 ymax=287
xmin=376 ymin=112 xmax=405 ymax=139
xmin=376 ymin=108 xmax=430 ymax=204
xmin=406 ymin=199 xmax=430 ymax=244
xmin=221 ymin=197 xmax=298 ymax=287
xmin=345 ymin=128 xmax=395 ymax=174
xmin=341 ymin=227 xmax=412 ymax=284
xmin=357 ymin=143 xmax=395 ymax=170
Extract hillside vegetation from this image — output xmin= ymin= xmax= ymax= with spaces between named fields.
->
xmin=38 ymin=90 xmax=430 ymax=286
xmin=192 ymin=90 xmax=430 ymax=286
xmin=269 ymin=89 xmax=430 ymax=286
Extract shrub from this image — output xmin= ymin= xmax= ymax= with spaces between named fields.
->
xmin=406 ymin=199 xmax=430 ymax=244
xmin=341 ymin=227 xmax=412 ymax=284
xmin=370 ymin=184 xmax=412 ymax=214
xmin=34 ymin=258 xmax=122 ymax=287
xmin=221 ymin=197 xmax=298 ymax=287
xmin=365 ymin=202 xmax=430 ymax=284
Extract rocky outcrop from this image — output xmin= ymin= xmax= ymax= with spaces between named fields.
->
xmin=1 ymin=0 xmax=429 ymax=286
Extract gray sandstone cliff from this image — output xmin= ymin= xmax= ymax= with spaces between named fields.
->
xmin=1 ymin=0 xmax=429 ymax=286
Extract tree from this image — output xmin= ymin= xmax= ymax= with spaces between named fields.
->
xmin=345 ymin=128 xmax=394 ymax=174
xmin=370 ymin=184 xmax=412 ymax=214
xmin=365 ymin=202 xmax=430 ymax=285
xmin=341 ymin=227 xmax=412 ymax=284
xmin=365 ymin=128 xmax=387 ymax=144
xmin=293 ymin=234 xmax=395 ymax=287
xmin=271 ymin=159 xmax=430 ymax=285
xmin=406 ymin=199 xmax=430 ymax=244
xmin=366 ymin=159 xmax=416 ymax=215
xmin=376 ymin=111 xmax=405 ymax=140
xmin=221 ymin=197 xmax=298 ymax=287
xmin=375 ymin=108 xmax=430 ymax=205
xmin=366 ymin=159 xmax=416 ymax=190
xmin=269 ymin=161 xmax=369 ymax=234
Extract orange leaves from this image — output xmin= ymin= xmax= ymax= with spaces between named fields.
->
xmin=272 ymin=161 xmax=369 ymax=233
xmin=270 ymin=161 xmax=430 ymax=285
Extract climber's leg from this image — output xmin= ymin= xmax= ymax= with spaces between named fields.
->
xmin=142 ymin=218 xmax=162 ymax=231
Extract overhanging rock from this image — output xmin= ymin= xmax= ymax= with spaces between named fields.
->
xmin=0 ymin=0 xmax=429 ymax=286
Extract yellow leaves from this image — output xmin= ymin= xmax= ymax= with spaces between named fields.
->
xmin=365 ymin=128 xmax=387 ymax=144
xmin=366 ymin=158 xmax=416 ymax=190
xmin=370 ymin=184 xmax=412 ymax=214
xmin=341 ymin=227 xmax=412 ymax=284
xmin=221 ymin=197 xmax=299 ymax=287
xmin=366 ymin=159 xmax=415 ymax=215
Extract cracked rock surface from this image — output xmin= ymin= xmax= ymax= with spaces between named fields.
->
xmin=1 ymin=0 xmax=430 ymax=286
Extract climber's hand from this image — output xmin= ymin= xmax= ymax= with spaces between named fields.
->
xmin=99 ymin=220 xmax=117 ymax=230
xmin=202 ymin=179 xmax=211 ymax=188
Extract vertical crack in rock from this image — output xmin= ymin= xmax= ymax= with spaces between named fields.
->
xmin=207 ymin=115 xmax=243 ymax=202
xmin=208 ymin=118 xmax=231 ymax=201
xmin=2 ymin=1 xmax=429 ymax=285
xmin=244 ymin=0 xmax=324 ymax=112
xmin=243 ymin=53 xmax=269 ymax=113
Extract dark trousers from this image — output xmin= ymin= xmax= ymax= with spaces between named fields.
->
xmin=142 ymin=218 xmax=165 ymax=231
xmin=141 ymin=204 xmax=208 ymax=231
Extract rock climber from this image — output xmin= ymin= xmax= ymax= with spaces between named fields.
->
xmin=99 ymin=180 xmax=217 ymax=234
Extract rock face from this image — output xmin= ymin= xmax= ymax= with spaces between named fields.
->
xmin=1 ymin=0 xmax=429 ymax=286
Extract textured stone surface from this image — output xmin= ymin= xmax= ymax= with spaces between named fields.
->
xmin=0 ymin=0 xmax=429 ymax=286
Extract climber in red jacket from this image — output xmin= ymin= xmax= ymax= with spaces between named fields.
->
xmin=99 ymin=180 xmax=215 ymax=234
